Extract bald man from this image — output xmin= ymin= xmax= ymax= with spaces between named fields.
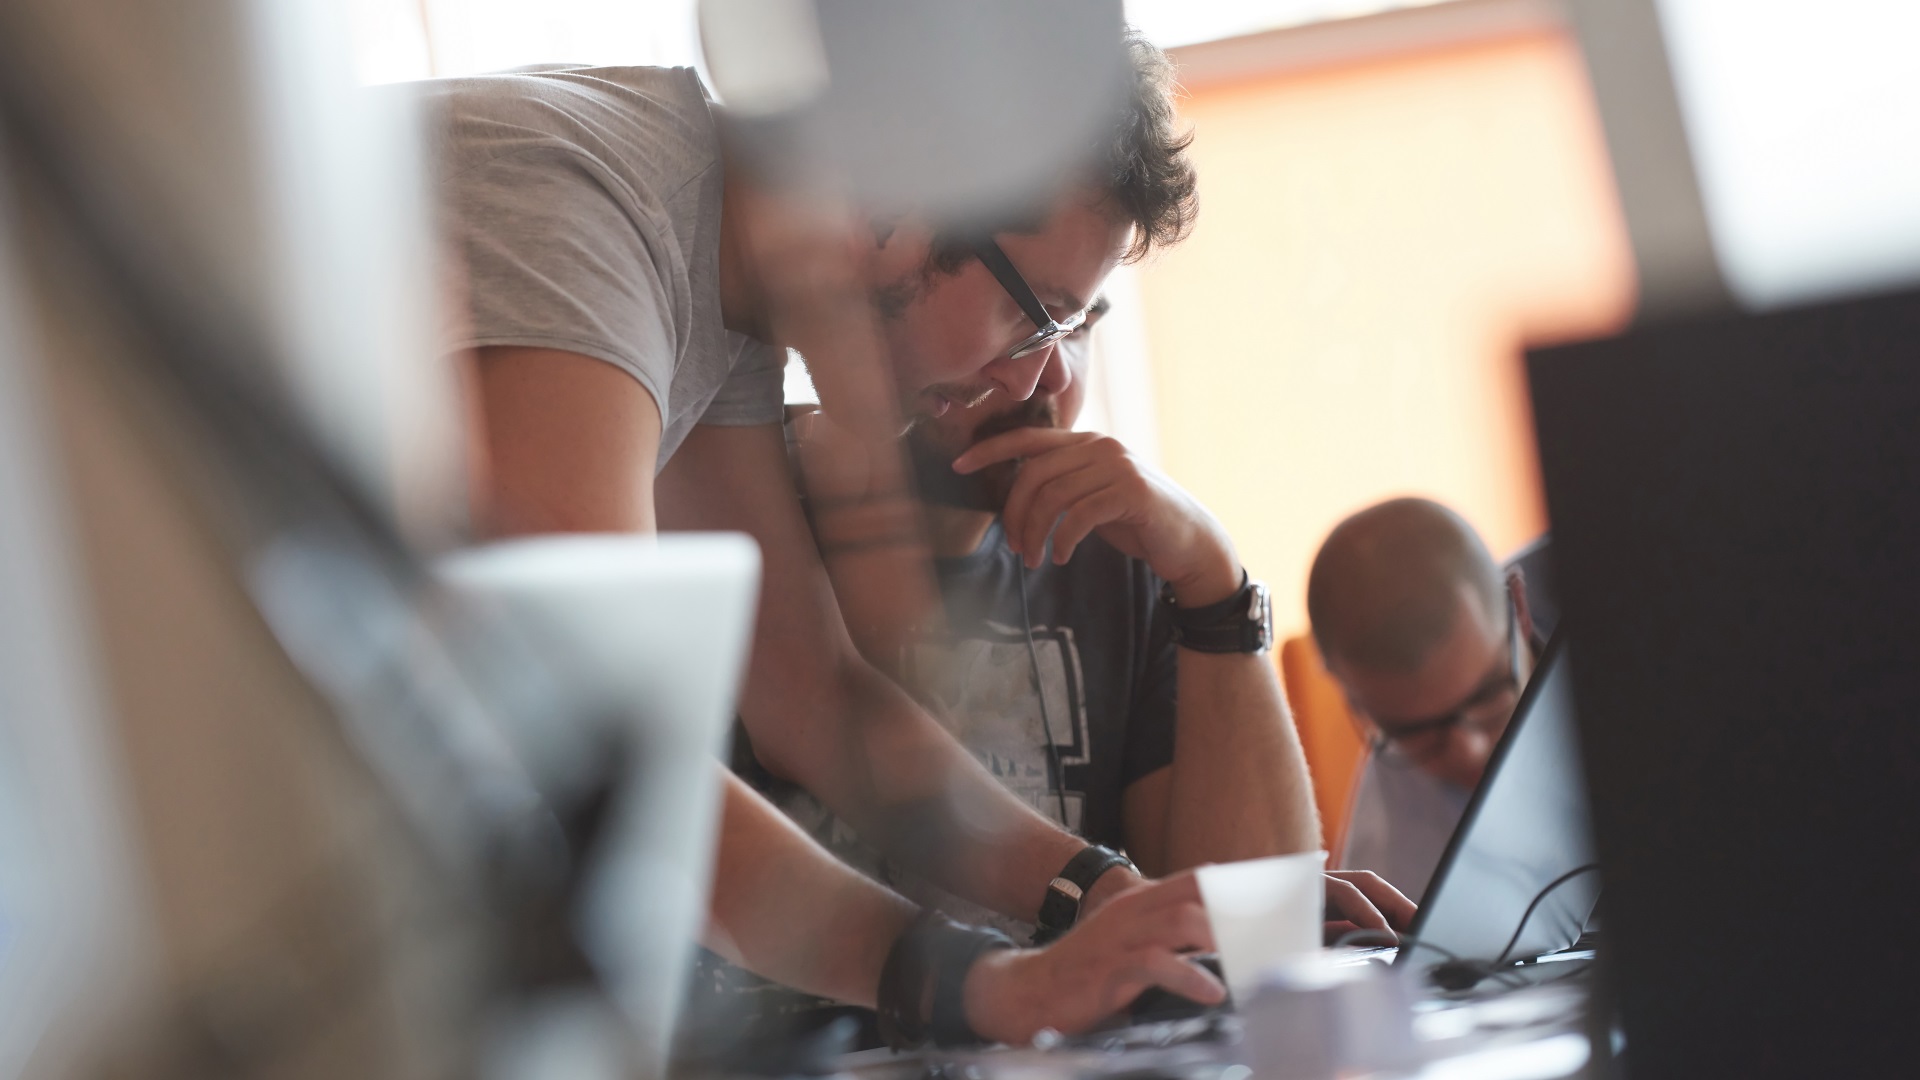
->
xmin=1305 ymin=498 xmax=1556 ymax=901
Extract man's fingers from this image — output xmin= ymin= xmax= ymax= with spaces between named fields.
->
xmin=1323 ymin=875 xmax=1390 ymax=932
xmin=1323 ymin=919 xmax=1363 ymax=946
xmin=1050 ymin=490 xmax=1130 ymax=564
xmin=1138 ymin=951 xmax=1228 ymax=1006
xmin=1114 ymin=869 xmax=1204 ymax=911
xmin=996 ymin=446 xmax=1098 ymax=549
xmin=1117 ymin=897 xmax=1215 ymax=954
xmin=1328 ymin=871 xmax=1418 ymax=931
xmin=952 ymin=426 xmax=1093 ymax=473
xmin=1106 ymin=882 xmax=1216 ymax=948
xmin=1020 ymin=468 xmax=1120 ymax=562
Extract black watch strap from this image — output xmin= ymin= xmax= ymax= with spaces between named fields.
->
xmin=1034 ymin=845 xmax=1134 ymax=944
xmin=1160 ymin=571 xmax=1274 ymax=654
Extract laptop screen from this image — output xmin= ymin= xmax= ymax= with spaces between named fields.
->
xmin=1397 ymin=634 xmax=1601 ymax=976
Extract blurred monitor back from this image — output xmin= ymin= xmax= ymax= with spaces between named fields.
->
xmin=1529 ymin=286 xmax=1920 ymax=1078
xmin=1568 ymin=0 xmax=1920 ymax=317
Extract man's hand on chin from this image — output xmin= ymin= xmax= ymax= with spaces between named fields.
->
xmin=950 ymin=427 xmax=1241 ymax=606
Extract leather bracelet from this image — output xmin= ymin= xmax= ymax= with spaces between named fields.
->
xmin=877 ymin=910 xmax=938 ymax=1050
xmin=877 ymin=911 xmax=1015 ymax=1050
xmin=1033 ymin=844 xmax=1135 ymax=945
xmin=929 ymin=921 xmax=1016 ymax=1047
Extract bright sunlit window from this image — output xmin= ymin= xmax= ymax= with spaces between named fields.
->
xmin=1123 ymin=0 xmax=1458 ymax=48
xmin=348 ymin=0 xmax=1461 ymax=84
xmin=348 ymin=0 xmax=704 ymax=83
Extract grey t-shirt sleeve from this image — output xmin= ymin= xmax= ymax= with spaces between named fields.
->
xmin=700 ymin=337 xmax=786 ymax=427
xmin=443 ymin=146 xmax=681 ymax=419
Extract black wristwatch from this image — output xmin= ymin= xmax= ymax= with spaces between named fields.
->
xmin=1160 ymin=571 xmax=1273 ymax=654
xmin=1034 ymin=845 xmax=1135 ymax=944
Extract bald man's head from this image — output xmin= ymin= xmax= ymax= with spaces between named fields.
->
xmin=1306 ymin=497 xmax=1504 ymax=675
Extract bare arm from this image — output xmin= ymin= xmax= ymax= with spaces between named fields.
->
xmin=706 ymin=770 xmax=915 ymax=1004
xmin=783 ymin=406 xmax=949 ymax=677
xmin=1164 ymin=652 xmax=1320 ymax=866
xmin=470 ymin=346 xmax=661 ymax=535
xmin=656 ymin=421 xmax=1134 ymax=920
xmin=711 ymin=770 xmax=1226 ymax=1036
xmin=1125 ymin=651 xmax=1320 ymax=877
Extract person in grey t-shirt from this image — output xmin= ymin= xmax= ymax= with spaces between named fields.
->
xmin=689 ymin=303 xmax=1410 ymax=1049
xmin=417 ymin=35 xmax=1399 ymax=1044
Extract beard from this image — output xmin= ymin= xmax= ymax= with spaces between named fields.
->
xmin=971 ymin=394 xmax=1058 ymax=443
xmin=905 ymin=394 xmax=1059 ymax=513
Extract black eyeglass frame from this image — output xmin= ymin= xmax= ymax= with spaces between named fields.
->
xmin=1358 ymin=592 xmax=1528 ymax=765
xmin=971 ymin=238 xmax=1088 ymax=360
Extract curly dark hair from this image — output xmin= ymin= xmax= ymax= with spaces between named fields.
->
xmin=1104 ymin=29 xmax=1199 ymax=262
xmin=926 ymin=29 xmax=1197 ymax=273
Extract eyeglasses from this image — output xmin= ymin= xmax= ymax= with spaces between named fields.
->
xmin=1356 ymin=594 xmax=1529 ymax=768
xmin=971 ymin=238 xmax=1088 ymax=360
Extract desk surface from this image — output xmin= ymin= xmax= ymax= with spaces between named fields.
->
xmin=835 ymin=966 xmax=1596 ymax=1080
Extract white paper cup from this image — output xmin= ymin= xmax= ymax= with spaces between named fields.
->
xmin=1196 ymin=850 xmax=1328 ymax=997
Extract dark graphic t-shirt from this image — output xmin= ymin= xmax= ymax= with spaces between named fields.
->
xmin=742 ymin=521 xmax=1178 ymax=932
xmin=679 ymin=523 xmax=1179 ymax=1055
xmin=914 ymin=520 xmax=1179 ymax=849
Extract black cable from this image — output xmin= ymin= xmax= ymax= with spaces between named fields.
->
xmin=1016 ymin=561 xmax=1073 ymax=827
xmin=1338 ymin=866 xmax=1600 ymax=993
xmin=1332 ymin=930 xmax=1527 ymax=991
xmin=1334 ymin=929 xmax=1520 ymax=984
xmin=1491 ymin=863 xmax=1601 ymax=967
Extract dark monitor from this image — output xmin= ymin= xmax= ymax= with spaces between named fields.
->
xmin=1398 ymin=634 xmax=1600 ymax=979
xmin=1529 ymin=286 xmax=1920 ymax=1078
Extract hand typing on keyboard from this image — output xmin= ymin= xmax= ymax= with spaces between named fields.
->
xmin=1322 ymin=871 xmax=1416 ymax=945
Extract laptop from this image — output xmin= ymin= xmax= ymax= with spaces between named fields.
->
xmin=1390 ymin=632 xmax=1602 ymax=989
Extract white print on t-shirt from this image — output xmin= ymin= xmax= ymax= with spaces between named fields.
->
xmin=906 ymin=620 xmax=1091 ymax=832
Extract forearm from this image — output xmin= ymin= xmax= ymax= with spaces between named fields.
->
xmin=790 ymin=410 xmax=949 ymax=677
xmin=706 ymin=773 xmax=1220 ymax=1043
xmin=1161 ymin=649 xmax=1321 ymax=871
xmin=753 ymin=662 xmax=1101 ymax=921
xmin=705 ymin=771 xmax=915 ymax=1006
xmin=660 ymin=423 xmax=1124 ymax=925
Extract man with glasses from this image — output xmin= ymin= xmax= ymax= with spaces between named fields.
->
xmin=1306 ymin=498 xmax=1557 ymax=902
xmin=772 ymin=303 xmax=1413 ymax=927
xmin=424 ymin=30 xmax=1401 ymax=1045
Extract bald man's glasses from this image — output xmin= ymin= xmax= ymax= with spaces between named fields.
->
xmin=1359 ymin=596 xmax=1527 ymax=767
xmin=972 ymin=239 xmax=1087 ymax=360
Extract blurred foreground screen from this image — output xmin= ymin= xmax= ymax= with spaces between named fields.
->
xmin=1657 ymin=0 xmax=1920 ymax=308
xmin=702 ymin=0 xmax=1127 ymax=220
xmin=1578 ymin=0 xmax=1920 ymax=313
